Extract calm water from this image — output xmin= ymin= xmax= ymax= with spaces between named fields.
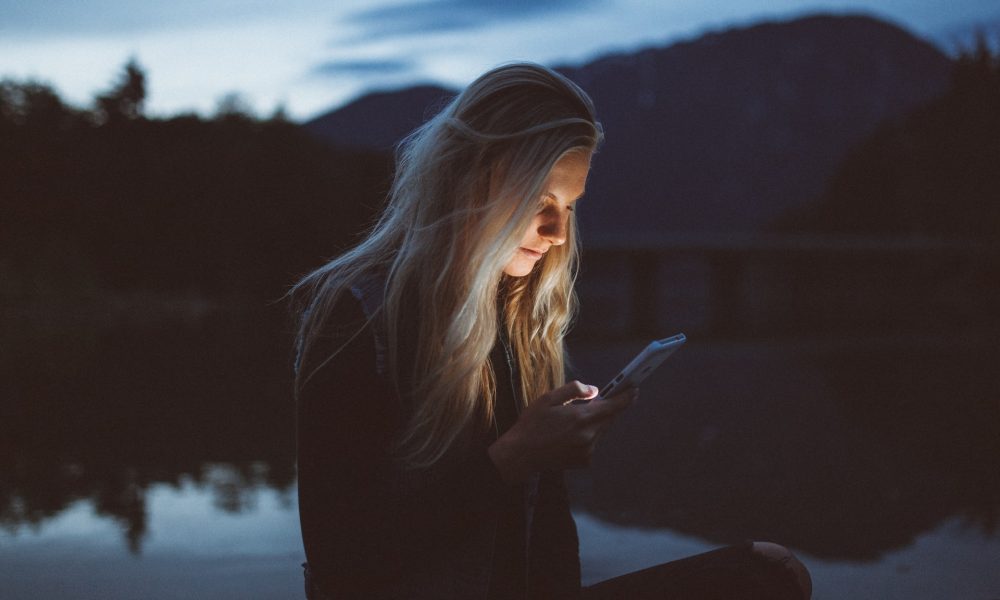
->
xmin=3 ymin=484 xmax=997 ymax=599
xmin=2 ymin=305 xmax=999 ymax=599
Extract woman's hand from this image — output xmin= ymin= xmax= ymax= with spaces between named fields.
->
xmin=487 ymin=380 xmax=636 ymax=483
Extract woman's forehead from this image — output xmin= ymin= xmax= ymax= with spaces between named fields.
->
xmin=544 ymin=151 xmax=591 ymax=200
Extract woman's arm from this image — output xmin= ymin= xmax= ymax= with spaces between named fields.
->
xmin=296 ymin=299 xmax=398 ymax=593
xmin=296 ymin=295 xmax=511 ymax=598
xmin=529 ymin=469 xmax=582 ymax=599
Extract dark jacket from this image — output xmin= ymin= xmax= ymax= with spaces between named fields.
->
xmin=296 ymin=277 xmax=581 ymax=599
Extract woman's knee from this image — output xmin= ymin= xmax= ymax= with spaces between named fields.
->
xmin=751 ymin=541 xmax=812 ymax=600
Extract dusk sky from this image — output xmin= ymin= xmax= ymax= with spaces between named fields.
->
xmin=2 ymin=0 xmax=997 ymax=121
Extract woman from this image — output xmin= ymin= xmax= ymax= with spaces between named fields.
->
xmin=292 ymin=63 xmax=811 ymax=599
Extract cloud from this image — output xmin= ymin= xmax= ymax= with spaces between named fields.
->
xmin=0 ymin=0 xmax=153 ymax=35
xmin=0 ymin=0 xmax=326 ymax=37
xmin=2 ymin=0 xmax=559 ymax=38
xmin=345 ymin=0 xmax=597 ymax=40
xmin=311 ymin=58 xmax=416 ymax=76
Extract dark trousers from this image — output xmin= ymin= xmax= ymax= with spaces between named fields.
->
xmin=582 ymin=542 xmax=805 ymax=600
xmin=305 ymin=542 xmax=805 ymax=599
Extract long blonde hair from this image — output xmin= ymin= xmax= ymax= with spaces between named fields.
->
xmin=291 ymin=63 xmax=602 ymax=468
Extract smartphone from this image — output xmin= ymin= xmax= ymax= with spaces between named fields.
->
xmin=597 ymin=333 xmax=686 ymax=399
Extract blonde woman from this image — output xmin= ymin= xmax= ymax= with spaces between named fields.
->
xmin=292 ymin=63 xmax=811 ymax=599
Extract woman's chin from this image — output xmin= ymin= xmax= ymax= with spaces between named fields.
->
xmin=503 ymin=260 xmax=535 ymax=277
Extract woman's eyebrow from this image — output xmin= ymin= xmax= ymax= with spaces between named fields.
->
xmin=544 ymin=191 xmax=586 ymax=203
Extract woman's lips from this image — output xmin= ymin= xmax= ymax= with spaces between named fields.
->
xmin=520 ymin=247 xmax=545 ymax=259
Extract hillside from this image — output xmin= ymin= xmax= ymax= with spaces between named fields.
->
xmin=777 ymin=40 xmax=1000 ymax=240
xmin=306 ymin=85 xmax=455 ymax=152
xmin=306 ymin=14 xmax=952 ymax=235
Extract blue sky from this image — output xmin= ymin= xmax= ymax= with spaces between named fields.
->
xmin=1 ymin=0 xmax=997 ymax=121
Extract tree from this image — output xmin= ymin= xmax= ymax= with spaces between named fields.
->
xmin=95 ymin=58 xmax=147 ymax=124
xmin=0 ymin=79 xmax=77 ymax=129
xmin=213 ymin=92 xmax=256 ymax=121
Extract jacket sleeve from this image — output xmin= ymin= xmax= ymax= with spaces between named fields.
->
xmin=528 ymin=469 xmax=582 ymax=599
xmin=296 ymin=295 xmax=510 ymax=599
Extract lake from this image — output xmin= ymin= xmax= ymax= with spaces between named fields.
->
xmin=2 ymin=302 xmax=998 ymax=599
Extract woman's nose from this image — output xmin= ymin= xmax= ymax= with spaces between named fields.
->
xmin=538 ymin=209 xmax=568 ymax=246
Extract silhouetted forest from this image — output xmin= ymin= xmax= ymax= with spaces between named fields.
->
xmin=1 ymin=59 xmax=391 ymax=305
xmin=778 ymin=39 xmax=1000 ymax=239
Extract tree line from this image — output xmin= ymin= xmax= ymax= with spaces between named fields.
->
xmin=777 ymin=38 xmax=1000 ymax=240
xmin=1 ymin=59 xmax=391 ymax=301
xmin=2 ymin=42 xmax=998 ymax=305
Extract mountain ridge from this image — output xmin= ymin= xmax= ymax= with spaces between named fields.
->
xmin=305 ymin=14 xmax=953 ymax=234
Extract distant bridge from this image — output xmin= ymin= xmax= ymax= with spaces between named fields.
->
xmin=578 ymin=234 xmax=1000 ymax=337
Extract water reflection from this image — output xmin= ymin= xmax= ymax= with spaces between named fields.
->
xmin=0 ymin=480 xmax=304 ymax=600
xmin=2 ymin=484 xmax=997 ymax=600
xmin=1 ymin=301 xmax=296 ymax=554
xmin=569 ymin=333 xmax=1000 ymax=560
xmin=2 ymin=303 xmax=998 ymax=568
xmin=575 ymin=513 xmax=1000 ymax=599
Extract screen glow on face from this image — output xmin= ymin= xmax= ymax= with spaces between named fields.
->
xmin=502 ymin=151 xmax=590 ymax=277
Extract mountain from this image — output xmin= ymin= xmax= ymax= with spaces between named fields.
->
xmin=305 ymin=14 xmax=952 ymax=234
xmin=306 ymin=85 xmax=455 ymax=152
xmin=561 ymin=14 xmax=952 ymax=235
xmin=777 ymin=42 xmax=1000 ymax=240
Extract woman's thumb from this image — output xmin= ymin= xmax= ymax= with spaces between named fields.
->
xmin=539 ymin=380 xmax=598 ymax=406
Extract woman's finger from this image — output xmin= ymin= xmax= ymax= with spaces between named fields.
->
xmin=538 ymin=380 xmax=598 ymax=406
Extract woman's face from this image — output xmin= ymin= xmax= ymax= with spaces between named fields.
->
xmin=503 ymin=151 xmax=591 ymax=277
